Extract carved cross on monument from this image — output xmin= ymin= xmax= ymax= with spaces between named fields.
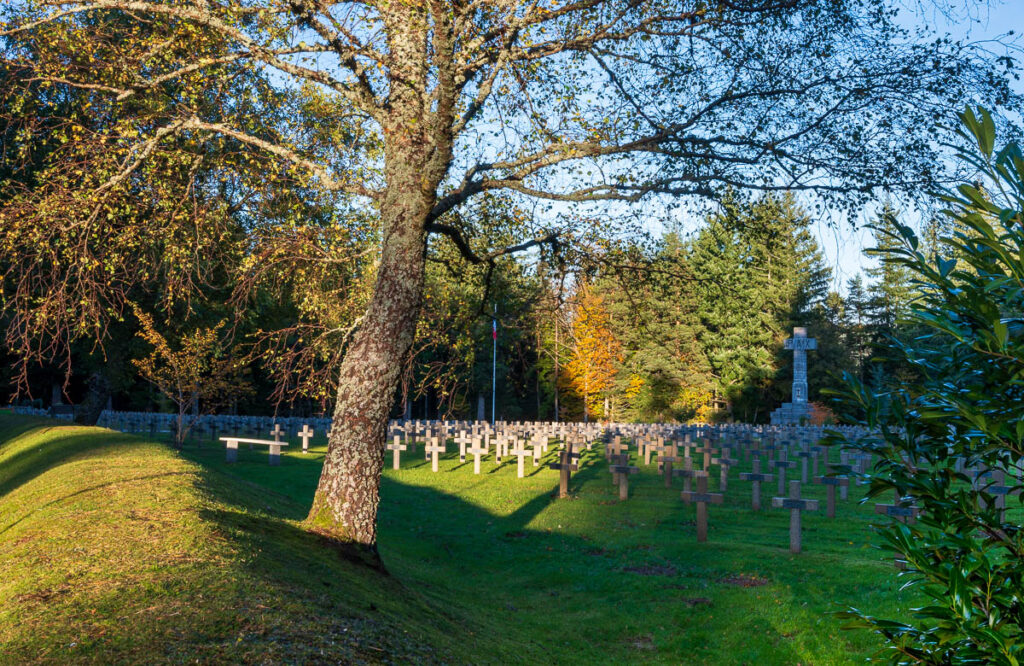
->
xmin=783 ymin=327 xmax=817 ymax=405
xmin=771 ymin=327 xmax=818 ymax=425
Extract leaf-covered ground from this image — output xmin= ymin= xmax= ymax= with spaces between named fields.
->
xmin=1 ymin=414 xmax=916 ymax=663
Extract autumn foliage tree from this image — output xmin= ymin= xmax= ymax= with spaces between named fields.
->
xmin=133 ymin=311 xmax=248 ymax=448
xmin=135 ymin=323 xmax=245 ymax=443
xmin=2 ymin=0 xmax=1021 ymax=554
xmin=565 ymin=284 xmax=621 ymax=421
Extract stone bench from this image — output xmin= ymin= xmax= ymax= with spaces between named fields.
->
xmin=220 ymin=437 xmax=287 ymax=465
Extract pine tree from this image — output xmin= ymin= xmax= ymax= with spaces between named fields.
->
xmin=689 ymin=192 xmax=836 ymax=421
xmin=597 ymin=232 xmax=711 ymax=423
xmin=843 ymin=274 xmax=872 ymax=384
xmin=863 ymin=205 xmax=918 ymax=390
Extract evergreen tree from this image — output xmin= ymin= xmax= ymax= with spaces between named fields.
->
xmin=599 ymin=233 xmax=711 ymax=423
xmin=863 ymin=205 xmax=918 ymax=390
xmin=843 ymin=274 xmax=872 ymax=384
xmin=689 ymin=192 xmax=835 ymax=421
xmin=865 ymin=205 xmax=916 ymax=331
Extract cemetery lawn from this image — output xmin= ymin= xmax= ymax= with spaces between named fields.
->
xmin=1 ymin=414 xmax=914 ymax=664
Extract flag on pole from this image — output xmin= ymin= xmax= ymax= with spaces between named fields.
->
xmin=492 ymin=318 xmax=497 ymax=340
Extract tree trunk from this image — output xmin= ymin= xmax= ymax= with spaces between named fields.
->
xmin=306 ymin=9 xmax=455 ymax=557
xmin=553 ymin=317 xmax=559 ymax=422
xmin=307 ymin=160 xmax=431 ymax=554
xmin=74 ymin=371 xmax=110 ymax=426
xmin=175 ymin=408 xmax=185 ymax=450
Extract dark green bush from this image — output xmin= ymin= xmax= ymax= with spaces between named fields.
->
xmin=828 ymin=108 xmax=1024 ymax=664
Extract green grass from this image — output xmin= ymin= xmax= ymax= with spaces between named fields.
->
xmin=0 ymin=415 xmax=449 ymax=664
xmin=1 ymin=415 xmax=917 ymax=664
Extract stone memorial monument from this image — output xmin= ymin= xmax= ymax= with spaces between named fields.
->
xmin=770 ymin=327 xmax=817 ymax=425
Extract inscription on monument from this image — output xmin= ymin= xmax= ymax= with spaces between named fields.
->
xmin=770 ymin=326 xmax=818 ymax=425
xmin=786 ymin=327 xmax=816 ymax=405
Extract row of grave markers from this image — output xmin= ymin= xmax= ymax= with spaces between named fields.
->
xmin=17 ymin=406 xmax=1021 ymax=557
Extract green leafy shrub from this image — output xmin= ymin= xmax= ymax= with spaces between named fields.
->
xmin=828 ymin=108 xmax=1024 ymax=664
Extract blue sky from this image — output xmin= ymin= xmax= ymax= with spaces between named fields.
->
xmin=817 ymin=1 xmax=1024 ymax=291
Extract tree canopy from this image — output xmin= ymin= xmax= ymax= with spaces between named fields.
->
xmin=1 ymin=0 xmax=1021 ymax=550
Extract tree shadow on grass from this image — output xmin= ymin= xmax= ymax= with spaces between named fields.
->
xmin=0 ymin=415 xmax=817 ymax=664
xmin=187 ymin=441 xmax=815 ymax=664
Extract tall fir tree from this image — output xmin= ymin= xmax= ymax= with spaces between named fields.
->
xmin=689 ymin=193 xmax=836 ymax=421
xmin=863 ymin=205 xmax=918 ymax=391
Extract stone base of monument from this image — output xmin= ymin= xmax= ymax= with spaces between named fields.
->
xmin=770 ymin=402 xmax=812 ymax=426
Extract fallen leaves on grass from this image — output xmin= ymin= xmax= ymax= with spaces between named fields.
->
xmin=719 ymin=573 xmax=768 ymax=587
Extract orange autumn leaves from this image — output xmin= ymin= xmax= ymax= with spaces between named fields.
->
xmin=565 ymin=284 xmax=622 ymax=421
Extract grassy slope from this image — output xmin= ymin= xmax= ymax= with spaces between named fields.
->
xmin=1 ymin=414 xmax=917 ymax=664
xmin=0 ymin=415 xmax=450 ymax=664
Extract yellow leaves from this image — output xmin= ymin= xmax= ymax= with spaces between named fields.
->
xmin=132 ymin=306 xmax=246 ymax=414
xmin=625 ymin=373 xmax=644 ymax=401
xmin=565 ymin=283 xmax=621 ymax=417
xmin=679 ymin=386 xmax=713 ymax=424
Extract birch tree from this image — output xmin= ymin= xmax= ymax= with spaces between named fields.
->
xmin=1 ymin=0 xmax=1019 ymax=556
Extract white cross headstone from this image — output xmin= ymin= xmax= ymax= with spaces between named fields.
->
xmin=298 ymin=425 xmax=314 ymax=453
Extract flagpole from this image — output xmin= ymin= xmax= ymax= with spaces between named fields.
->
xmin=491 ymin=304 xmax=497 ymax=425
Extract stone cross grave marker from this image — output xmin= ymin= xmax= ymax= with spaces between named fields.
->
xmin=672 ymin=456 xmax=697 ymax=494
xmin=809 ymin=444 xmax=825 ymax=478
xmin=773 ymin=450 xmax=795 ymax=496
xmin=739 ymin=458 xmax=773 ymax=511
xmin=491 ymin=434 xmax=504 ymax=464
xmin=680 ymin=472 xmax=723 ymax=543
xmin=658 ymin=442 xmax=679 ymax=489
xmin=531 ymin=438 xmax=544 ymax=467
xmin=606 ymin=436 xmax=627 ymax=460
xmin=712 ymin=450 xmax=737 ymax=492
xmin=549 ymin=448 xmax=580 ymax=498
xmin=387 ymin=435 xmax=407 ymax=470
xmin=510 ymin=442 xmax=532 ymax=478
xmin=425 ymin=436 xmax=446 ymax=473
xmin=813 ymin=466 xmax=849 ymax=518
xmin=271 ymin=423 xmax=284 ymax=442
xmin=772 ymin=480 xmax=818 ymax=553
xmin=535 ymin=434 xmax=549 ymax=455
xmin=832 ymin=459 xmax=853 ymax=500
xmin=642 ymin=437 xmax=658 ymax=465
xmin=609 ymin=454 xmax=639 ymax=500
xmin=298 ymin=425 xmax=314 ymax=453
xmin=268 ymin=440 xmax=285 ymax=465
xmin=454 ymin=431 xmax=472 ymax=463
xmin=467 ymin=439 xmax=488 ymax=474
xmin=795 ymin=443 xmax=813 ymax=484
xmin=695 ymin=439 xmax=717 ymax=472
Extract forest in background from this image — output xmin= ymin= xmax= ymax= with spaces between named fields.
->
xmin=1 ymin=186 xmax=923 ymax=425
xmin=2 ymin=0 xmax=1015 ymax=435
xmin=413 ymin=192 xmax=921 ymax=424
